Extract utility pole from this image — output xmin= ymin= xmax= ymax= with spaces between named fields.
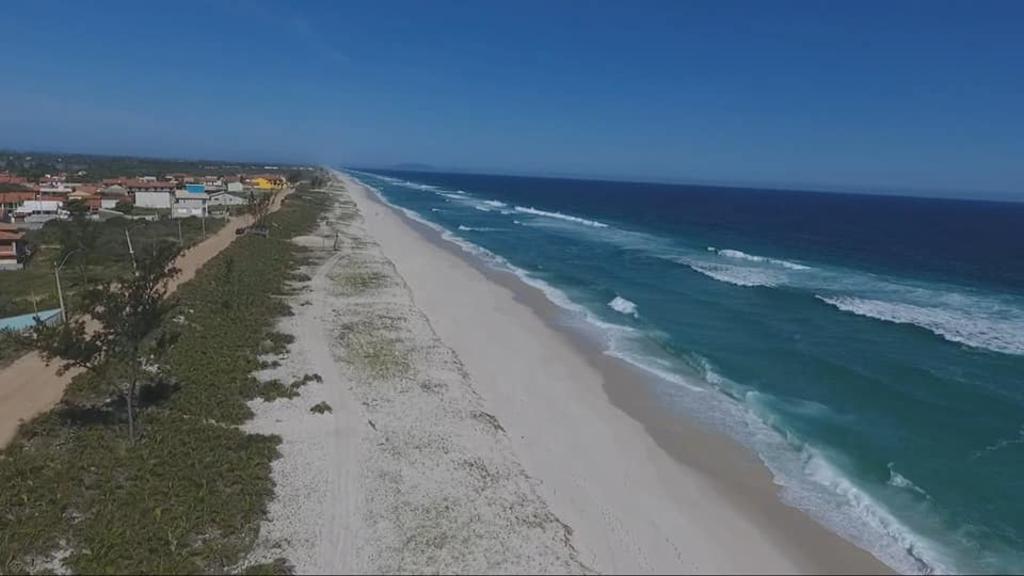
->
xmin=125 ymin=228 xmax=137 ymax=271
xmin=177 ymin=219 xmax=183 ymax=245
xmin=55 ymin=249 xmax=79 ymax=323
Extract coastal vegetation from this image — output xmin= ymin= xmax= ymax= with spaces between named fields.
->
xmin=0 ymin=179 xmax=328 ymax=573
xmin=0 ymin=216 xmax=221 ymax=318
xmin=29 ymin=241 xmax=181 ymax=443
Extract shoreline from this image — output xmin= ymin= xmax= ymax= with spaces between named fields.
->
xmin=341 ymin=171 xmax=892 ymax=574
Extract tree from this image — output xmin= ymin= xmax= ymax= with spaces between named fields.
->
xmin=65 ymin=198 xmax=90 ymax=219
xmin=58 ymin=218 xmax=100 ymax=287
xmin=30 ymin=241 xmax=181 ymax=443
xmin=247 ymin=189 xmax=277 ymax=228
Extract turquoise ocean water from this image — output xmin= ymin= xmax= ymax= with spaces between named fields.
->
xmin=349 ymin=169 xmax=1024 ymax=574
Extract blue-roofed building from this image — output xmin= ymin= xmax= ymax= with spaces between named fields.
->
xmin=0 ymin=308 xmax=62 ymax=332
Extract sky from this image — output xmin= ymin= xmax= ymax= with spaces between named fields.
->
xmin=1 ymin=0 xmax=1022 ymax=199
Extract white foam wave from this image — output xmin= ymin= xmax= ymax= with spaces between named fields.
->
xmin=514 ymin=206 xmax=608 ymax=228
xmin=797 ymin=448 xmax=950 ymax=573
xmin=712 ymin=247 xmax=811 ymax=270
xmin=474 ymin=206 xmax=491 ymax=212
xmin=686 ymin=262 xmax=782 ymax=287
xmin=816 ymin=295 xmax=1024 ymax=356
xmin=608 ymin=296 xmax=638 ymax=317
xmin=886 ymin=463 xmax=930 ymax=498
xmin=608 ymin=349 xmax=706 ymax=393
xmin=457 ymin=225 xmax=499 ymax=232
xmin=482 ymin=199 xmax=507 ymax=208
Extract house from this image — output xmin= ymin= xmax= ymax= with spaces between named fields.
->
xmin=208 ymin=191 xmax=247 ymax=206
xmin=134 ymin=188 xmax=174 ymax=210
xmin=14 ymin=200 xmax=67 ymax=225
xmin=226 ymin=181 xmax=244 ymax=194
xmin=67 ymin=189 xmax=98 ymax=213
xmin=125 ymin=180 xmax=175 ymax=195
xmin=173 ymin=191 xmax=208 ymax=218
xmin=249 ymin=175 xmax=285 ymax=190
xmin=0 ymin=191 xmax=37 ymax=219
xmin=0 ymin=172 xmax=29 ymax=186
xmin=100 ymin=184 xmax=130 ymax=210
xmin=38 ymin=182 xmax=73 ymax=196
xmin=0 ymin=223 xmax=26 ymax=269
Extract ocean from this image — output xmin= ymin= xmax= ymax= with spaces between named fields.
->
xmin=348 ymin=169 xmax=1024 ymax=574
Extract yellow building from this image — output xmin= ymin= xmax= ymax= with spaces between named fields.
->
xmin=250 ymin=176 xmax=285 ymax=190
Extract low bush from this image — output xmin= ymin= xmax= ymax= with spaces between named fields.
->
xmin=310 ymin=402 xmax=333 ymax=414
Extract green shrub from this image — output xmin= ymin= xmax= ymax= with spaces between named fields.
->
xmin=309 ymin=402 xmax=333 ymax=415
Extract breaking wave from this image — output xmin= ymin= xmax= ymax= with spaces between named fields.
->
xmin=709 ymin=246 xmax=811 ymax=270
xmin=513 ymin=206 xmax=608 ymax=228
xmin=608 ymin=295 xmax=638 ymax=317
xmin=686 ymin=262 xmax=783 ymax=287
xmin=886 ymin=463 xmax=930 ymax=498
xmin=816 ymin=295 xmax=1024 ymax=356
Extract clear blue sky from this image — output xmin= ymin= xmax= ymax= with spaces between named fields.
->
xmin=2 ymin=0 xmax=1022 ymax=198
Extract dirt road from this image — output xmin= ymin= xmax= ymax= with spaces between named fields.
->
xmin=0 ymin=189 xmax=290 ymax=447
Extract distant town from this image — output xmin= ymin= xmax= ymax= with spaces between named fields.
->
xmin=0 ymin=151 xmax=313 ymax=272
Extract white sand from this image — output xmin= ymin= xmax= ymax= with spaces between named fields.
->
xmin=247 ymin=184 xmax=584 ymax=573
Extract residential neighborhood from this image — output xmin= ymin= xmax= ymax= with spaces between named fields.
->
xmin=0 ymin=152 xmax=297 ymax=270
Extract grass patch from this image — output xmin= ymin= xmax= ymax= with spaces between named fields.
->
xmin=256 ymin=373 xmax=321 ymax=401
xmin=0 ymin=181 xmax=330 ymax=573
xmin=256 ymin=379 xmax=299 ymax=401
xmin=0 ymin=216 xmax=224 ymax=318
xmin=335 ymin=268 xmax=388 ymax=295
xmin=338 ymin=316 xmax=411 ymax=380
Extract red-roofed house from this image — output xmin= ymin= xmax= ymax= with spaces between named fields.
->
xmin=0 ymin=191 xmax=37 ymax=219
xmin=0 ymin=172 xmax=29 ymax=186
xmin=0 ymin=223 xmax=26 ymax=270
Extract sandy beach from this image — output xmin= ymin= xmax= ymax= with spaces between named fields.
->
xmin=249 ymin=173 xmax=891 ymax=574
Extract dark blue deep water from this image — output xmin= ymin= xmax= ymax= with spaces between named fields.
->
xmin=351 ymin=169 xmax=1024 ymax=574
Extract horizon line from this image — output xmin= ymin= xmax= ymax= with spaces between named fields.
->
xmin=348 ymin=164 xmax=1024 ymax=205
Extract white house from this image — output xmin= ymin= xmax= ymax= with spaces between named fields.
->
xmin=100 ymin=184 xmax=128 ymax=210
xmin=172 ymin=191 xmax=209 ymax=218
xmin=135 ymin=189 xmax=175 ymax=209
xmin=14 ymin=200 xmax=66 ymax=219
xmin=208 ymin=191 xmax=247 ymax=206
